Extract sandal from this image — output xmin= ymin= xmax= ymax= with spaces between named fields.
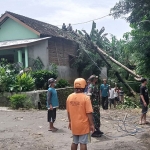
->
xmin=48 ymin=127 xmax=58 ymax=131
xmin=52 ymin=128 xmax=58 ymax=132
xmin=139 ymin=121 xmax=145 ymax=125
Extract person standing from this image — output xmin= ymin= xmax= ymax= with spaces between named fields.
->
xmin=119 ymin=87 xmax=124 ymax=103
xmin=100 ymin=79 xmax=109 ymax=110
xmin=67 ymin=78 xmax=94 ymax=150
xmin=47 ymin=78 xmax=59 ymax=132
xmin=109 ymin=86 xmax=115 ymax=109
xmin=114 ymin=87 xmax=119 ymax=104
xmin=139 ymin=78 xmax=149 ymax=125
xmin=88 ymin=75 xmax=103 ymax=137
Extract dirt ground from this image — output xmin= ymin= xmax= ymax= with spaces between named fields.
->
xmin=0 ymin=107 xmax=150 ymax=150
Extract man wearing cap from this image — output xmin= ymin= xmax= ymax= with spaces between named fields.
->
xmin=87 ymin=75 xmax=103 ymax=137
xmin=100 ymin=79 xmax=109 ymax=110
xmin=47 ymin=78 xmax=59 ymax=132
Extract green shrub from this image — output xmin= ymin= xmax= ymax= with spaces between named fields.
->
xmin=9 ymin=94 xmax=33 ymax=109
xmin=0 ymin=59 xmax=36 ymax=93
xmin=14 ymin=73 xmax=35 ymax=92
xmin=56 ymin=79 xmax=70 ymax=88
xmin=23 ymin=99 xmax=34 ymax=109
xmin=118 ymin=95 xmax=140 ymax=109
xmin=32 ymin=70 xmax=57 ymax=89
xmin=10 ymin=94 xmax=26 ymax=109
xmin=0 ymin=59 xmax=16 ymax=92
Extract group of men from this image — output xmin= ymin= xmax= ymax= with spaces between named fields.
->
xmin=109 ymin=86 xmax=124 ymax=109
xmin=46 ymin=76 xmax=149 ymax=150
xmin=62 ymin=23 xmax=73 ymax=31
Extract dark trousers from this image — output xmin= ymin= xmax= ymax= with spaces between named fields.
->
xmin=47 ymin=108 xmax=56 ymax=123
xmin=102 ymin=96 xmax=108 ymax=110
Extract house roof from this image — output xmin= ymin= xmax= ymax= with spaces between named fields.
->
xmin=0 ymin=11 xmax=65 ymax=37
xmin=0 ymin=37 xmax=50 ymax=50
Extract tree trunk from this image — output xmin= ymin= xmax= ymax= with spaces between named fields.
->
xmin=95 ymin=45 xmax=141 ymax=80
xmin=95 ymin=48 xmax=136 ymax=96
xmin=61 ymin=30 xmax=137 ymax=96
xmin=114 ymin=71 xmax=136 ymax=96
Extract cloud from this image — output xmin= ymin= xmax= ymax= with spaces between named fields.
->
xmin=32 ymin=0 xmax=113 ymax=25
xmin=0 ymin=0 xmax=131 ymax=39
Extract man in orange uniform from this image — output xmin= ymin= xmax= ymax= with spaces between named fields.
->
xmin=67 ymin=78 xmax=95 ymax=150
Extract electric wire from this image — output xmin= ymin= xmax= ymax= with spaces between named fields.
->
xmin=55 ymin=14 xmax=112 ymax=26
xmin=101 ymin=109 xmax=150 ymax=139
xmin=82 ymin=48 xmax=108 ymax=78
xmin=81 ymin=41 xmax=150 ymax=138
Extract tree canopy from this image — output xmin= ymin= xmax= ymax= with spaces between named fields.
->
xmin=111 ymin=0 xmax=150 ymax=77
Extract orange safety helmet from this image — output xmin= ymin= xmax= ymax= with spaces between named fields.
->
xmin=74 ymin=78 xmax=87 ymax=89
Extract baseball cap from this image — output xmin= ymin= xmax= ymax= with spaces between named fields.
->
xmin=48 ymin=78 xmax=56 ymax=85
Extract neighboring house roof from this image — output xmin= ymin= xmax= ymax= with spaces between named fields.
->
xmin=0 ymin=11 xmax=65 ymax=37
xmin=0 ymin=37 xmax=50 ymax=50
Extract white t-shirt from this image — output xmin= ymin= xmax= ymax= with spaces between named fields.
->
xmin=114 ymin=90 xmax=118 ymax=97
xmin=109 ymin=88 xmax=115 ymax=99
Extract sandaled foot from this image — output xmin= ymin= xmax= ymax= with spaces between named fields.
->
xmin=52 ymin=128 xmax=58 ymax=132
xmin=48 ymin=127 xmax=58 ymax=132
xmin=139 ymin=121 xmax=145 ymax=125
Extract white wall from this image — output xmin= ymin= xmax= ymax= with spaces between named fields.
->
xmin=28 ymin=40 xmax=49 ymax=69
xmin=57 ymin=66 xmax=78 ymax=82
xmin=28 ymin=40 xmax=78 ymax=82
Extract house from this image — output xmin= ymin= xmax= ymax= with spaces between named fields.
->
xmin=0 ymin=11 xmax=78 ymax=82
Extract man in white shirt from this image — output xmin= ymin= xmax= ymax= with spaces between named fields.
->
xmin=109 ymin=86 xmax=116 ymax=109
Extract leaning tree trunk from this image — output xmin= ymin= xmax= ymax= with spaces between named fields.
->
xmin=95 ymin=45 xmax=142 ymax=81
xmin=59 ymin=30 xmax=137 ymax=95
xmin=94 ymin=47 xmax=136 ymax=96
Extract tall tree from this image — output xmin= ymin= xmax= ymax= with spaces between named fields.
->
xmin=111 ymin=0 xmax=150 ymax=77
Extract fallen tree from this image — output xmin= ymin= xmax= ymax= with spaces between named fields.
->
xmin=56 ymin=27 xmax=139 ymax=96
xmin=95 ymin=45 xmax=141 ymax=80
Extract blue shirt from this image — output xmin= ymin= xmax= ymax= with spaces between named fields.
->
xmin=100 ymin=84 xmax=109 ymax=97
xmin=47 ymin=87 xmax=59 ymax=108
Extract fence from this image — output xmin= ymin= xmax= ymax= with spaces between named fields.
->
xmin=0 ymin=87 xmax=74 ymax=109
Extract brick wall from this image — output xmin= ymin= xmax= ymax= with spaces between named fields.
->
xmin=48 ymin=37 xmax=78 ymax=66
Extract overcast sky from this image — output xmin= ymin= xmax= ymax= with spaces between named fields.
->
xmin=0 ymin=0 xmax=131 ymax=39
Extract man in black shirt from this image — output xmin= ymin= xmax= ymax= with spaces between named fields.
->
xmin=139 ymin=78 xmax=149 ymax=125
